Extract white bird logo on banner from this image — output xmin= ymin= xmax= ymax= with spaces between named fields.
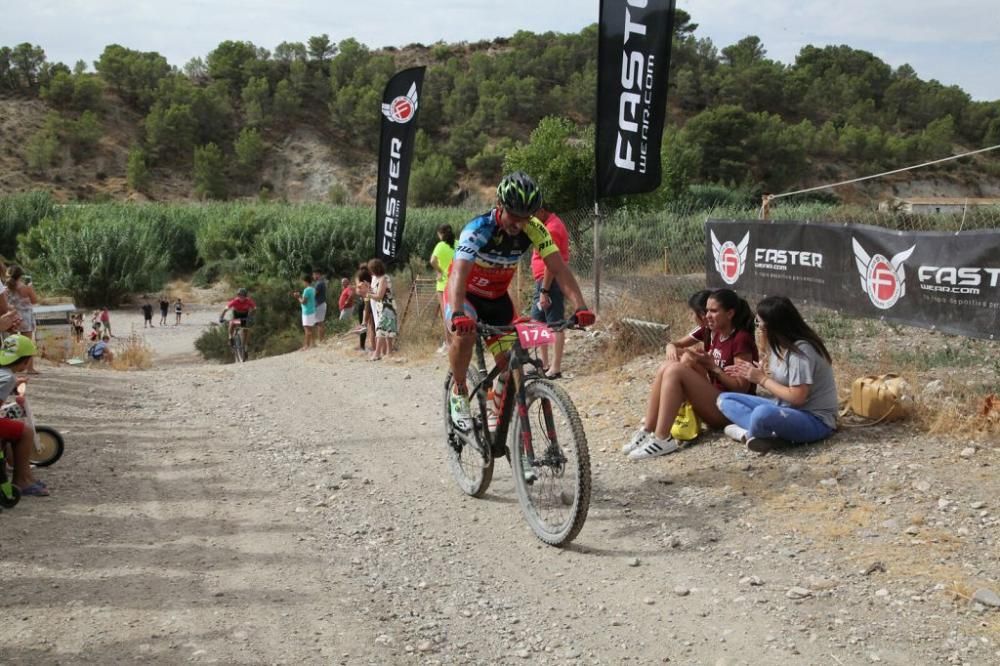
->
xmin=852 ymin=237 xmax=916 ymax=310
xmin=382 ymin=82 xmax=420 ymax=123
xmin=711 ymin=230 xmax=750 ymax=285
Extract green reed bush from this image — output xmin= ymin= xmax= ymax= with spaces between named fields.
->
xmin=194 ymin=202 xmax=283 ymax=264
xmin=0 ymin=190 xmax=57 ymax=259
xmin=19 ymin=206 xmax=171 ymax=305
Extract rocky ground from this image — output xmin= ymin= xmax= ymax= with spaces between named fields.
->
xmin=1 ymin=306 xmax=998 ymax=665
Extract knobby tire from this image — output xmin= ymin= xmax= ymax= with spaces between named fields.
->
xmin=233 ymin=332 xmax=247 ymax=363
xmin=509 ymin=378 xmax=591 ymax=546
xmin=30 ymin=426 xmax=64 ymax=467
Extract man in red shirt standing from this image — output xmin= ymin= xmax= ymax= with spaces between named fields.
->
xmin=530 ymin=208 xmax=571 ymax=379
xmin=337 ymin=277 xmax=355 ymax=320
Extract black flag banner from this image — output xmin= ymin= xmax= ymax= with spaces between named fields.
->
xmin=375 ymin=66 xmax=425 ymax=263
xmin=596 ymin=0 xmax=676 ymax=198
xmin=705 ymin=219 xmax=1000 ymax=340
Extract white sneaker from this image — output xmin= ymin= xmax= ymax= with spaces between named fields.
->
xmin=628 ymin=435 xmax=680 ymax=461
xmin=724 ymin=424 xmax=748 ymax=443
xmin=622 ymin=428 xmax=651 ymax=455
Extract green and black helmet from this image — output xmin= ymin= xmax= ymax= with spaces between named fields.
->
xmin=496 ymin=171 xmax=543 ymax=218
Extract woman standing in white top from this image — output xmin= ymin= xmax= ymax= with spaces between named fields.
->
xmin=6 ymin=265 xmax=38 ymax=373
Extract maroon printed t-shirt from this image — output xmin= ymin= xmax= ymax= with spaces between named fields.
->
xmin=687 ymin=325 xmax=709 ymax=351
xmin=708 ymin=328 xmax=758 ymax=392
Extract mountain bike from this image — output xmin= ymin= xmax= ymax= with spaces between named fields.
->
xmin=220 ymin=315 xmax=250 ymax=363
xmin=231 ymin=320 xmax=248 ymax=363
xmin=443 ymin=317 xmax=591 ymax=546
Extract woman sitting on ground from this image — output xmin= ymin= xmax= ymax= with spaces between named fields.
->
xmin=625 ymin=288 xmax=758 ymax=461
xmin=664 ymin=289 xmax=713 ymax=360
xmin=718 ymin=295 xmax=839 ymax=454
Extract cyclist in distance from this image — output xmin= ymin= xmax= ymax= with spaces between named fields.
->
xmin=446 ymin=172 xmax=595 ymax=430
xmin=219 ymin=288 xmax=257 ymax=345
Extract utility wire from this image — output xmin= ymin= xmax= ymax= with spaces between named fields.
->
xmin=759 ymin=143 xmax=1000 ymax=219
xmin=770 ymin=143 xmax=1000 ymax=201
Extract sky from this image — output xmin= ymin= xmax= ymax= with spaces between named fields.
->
xmin=2 ymin=1 xmax=998 ymax=102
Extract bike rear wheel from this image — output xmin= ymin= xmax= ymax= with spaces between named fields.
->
xmin=443 ymin=368 xmax=494 ymax=497
xmin=509 ymin=378 xmax=591 ymax=546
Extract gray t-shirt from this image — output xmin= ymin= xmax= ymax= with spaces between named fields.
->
xmin=769 ymin=341 xmax=839 ymax=429
xmin=0 ymin=367 xmax=17 ymax=401
xmin=314 ymin=278 xmax=327 ymax=305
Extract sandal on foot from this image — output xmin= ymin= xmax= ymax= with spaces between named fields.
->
xmin=544 ymin=371 xmax=563 ymax=380
xmin=18 ymin=481 xmax=50 ymax=497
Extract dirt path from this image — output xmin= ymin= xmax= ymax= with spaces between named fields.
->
xmin=2 ymin=309 xmax=998 ymax=664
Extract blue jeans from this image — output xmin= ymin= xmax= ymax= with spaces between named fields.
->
xmin=716 ymin=393 xmax=833 ymax=443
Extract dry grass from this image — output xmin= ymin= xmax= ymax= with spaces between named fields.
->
xmin=924 ymin=392 xmax=1000 ymax=436
xmin=398 ymin=311 xmax=446 ymax=361
xmin=583 ymin=298 xmax=692 ymax=373
xmin=36 ymin=331 xmax=74 ymax=363
xmin=386 ymin=270 xmax=446 ymax=361
xmin=110 ymin=331 xmax=153 ymax=370
xmin=159 ymin=277 xmax=231 ymax=305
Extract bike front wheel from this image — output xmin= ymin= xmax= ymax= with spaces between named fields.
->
xmin=509 ymin=378 xmax=591 ymax=546
xmin=233 ymin=331 xmax=247 ymax=363
xmin=30 ymin=426 xmax=64 ymax=467
xmin=443 ymin=368 xmax=494 ymax=497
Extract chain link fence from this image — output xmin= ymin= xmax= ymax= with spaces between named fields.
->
xmin=399 ymin=199 xmax=1000 ymax=350
xmin=557 ymin=200 xmax=1000 ymax=348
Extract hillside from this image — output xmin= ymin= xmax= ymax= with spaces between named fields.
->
xmin=3 ymin=12 xmax=1000 ymax=207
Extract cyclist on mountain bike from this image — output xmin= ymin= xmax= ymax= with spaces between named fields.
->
xmin=446 ymin=172 xmax=595 ymax=430
xmin=219 ymin=288 xmax=257 ymax=346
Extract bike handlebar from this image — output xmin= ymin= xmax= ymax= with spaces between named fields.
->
xmin=473 ymin=316 xmax=582 ymax=338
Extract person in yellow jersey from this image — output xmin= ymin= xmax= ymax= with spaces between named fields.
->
xmin=430 ymin=223 xmax=456 ymax=353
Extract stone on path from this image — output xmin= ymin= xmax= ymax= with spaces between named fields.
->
xmin=972 ymin=589 xmax=1000 ymax=608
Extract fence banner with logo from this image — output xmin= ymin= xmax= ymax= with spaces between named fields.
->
xmin=595 ymin=0 xmax=676 ymax=198
xmin=705 ymin=220 xmax=1000 ymax=340
xmin=375 ymin=66 xmax=425 ymax=264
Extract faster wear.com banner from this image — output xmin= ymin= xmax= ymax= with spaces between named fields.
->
xmin=705 ymin=219 xmax=1000 ymax=340
xmin=375 ymin=66 xmax=425 ymax=264
xmin=595 ymin=0 xmax=675 ymax=198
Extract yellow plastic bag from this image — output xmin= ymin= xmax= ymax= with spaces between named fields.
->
xmin=671 ymin=401 xmax=701 ymax=441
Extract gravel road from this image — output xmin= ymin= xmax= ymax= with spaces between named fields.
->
xmin=2 ymin=307 xmax=997 ymax=665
